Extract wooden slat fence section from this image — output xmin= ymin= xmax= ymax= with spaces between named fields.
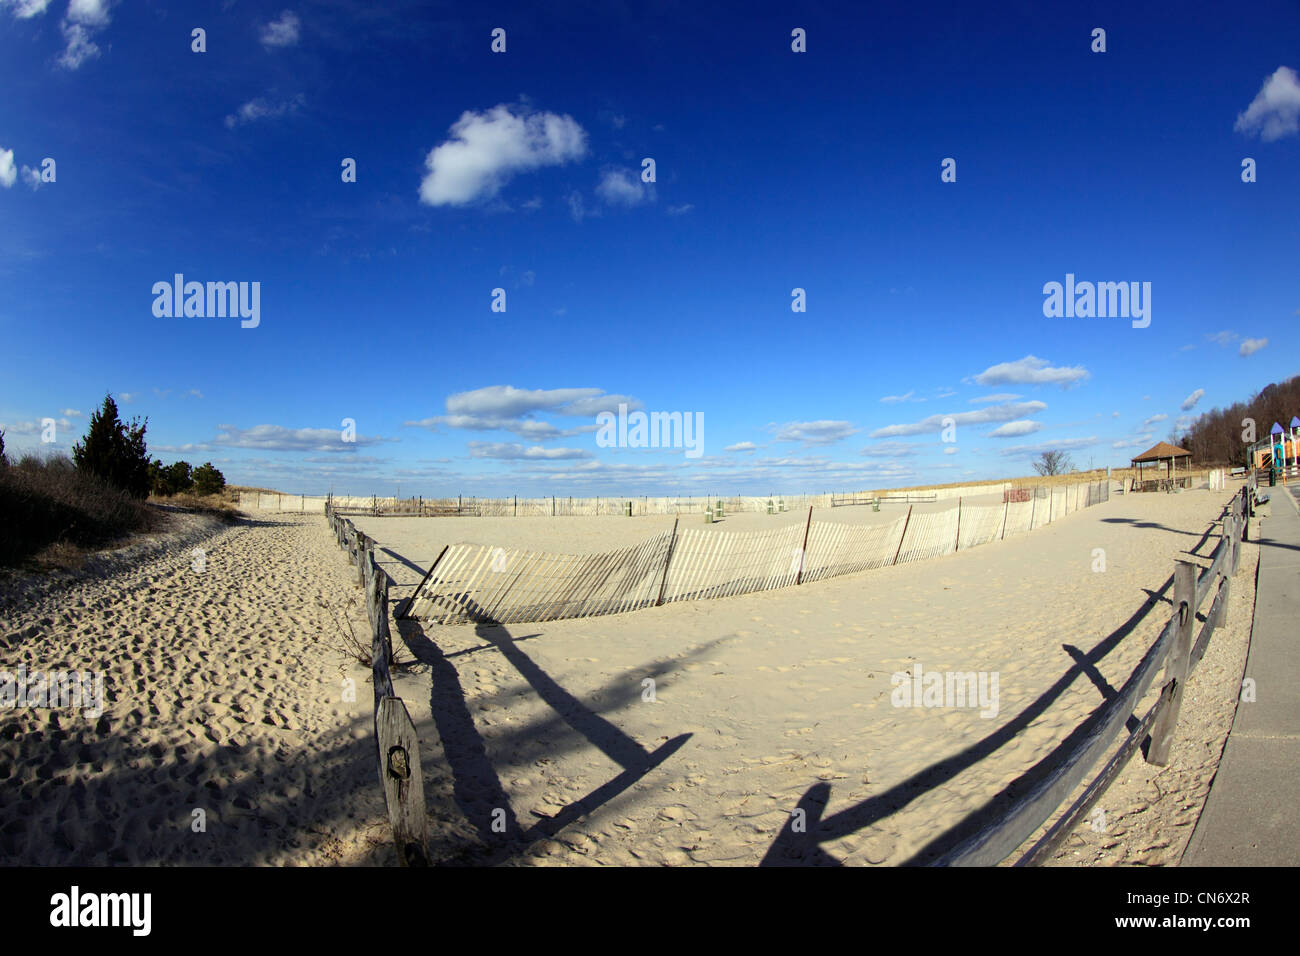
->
xmin=404 ymin=479 xmax=1123 ymax=626
xmin=894 ymin=507 xmax=959 ymax=564
xmin=957 ymin=502 xmax=1005 ymax=550
xmin=801 ymin=515 xmax=908 ymax=583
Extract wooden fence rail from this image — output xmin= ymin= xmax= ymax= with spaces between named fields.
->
xmin=326 ymin=503 xmax=429 ymax=866
xmin=932 ymin=477 xmax=1254 ymax=866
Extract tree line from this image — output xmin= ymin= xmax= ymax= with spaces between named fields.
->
xmin=1172 ymin=374 xmax=1300 ymax=466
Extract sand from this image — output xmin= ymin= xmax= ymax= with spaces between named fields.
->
xmin=0 ymin=511 xmax=387 ymax=865
xmin=0 ymin=484 xmax=1255 ymax=866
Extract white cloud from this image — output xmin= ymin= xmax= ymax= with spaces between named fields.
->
xmin=870 ymin=401 xmax=1047 ymax=438
xmin=260 ymin=11 xmax=300 ymax=49
xmin=213 ymin=423 xmax=385 ymax=452
xmin=666 ymin=203 xmax=694 ymax=215
xmin=1240 ymin=337 xmax=1268 ymax=356
xmin=20 ymin=165 xmax=42 ymax=189
xmin=225 ymin=94 xmax=304 ymax=129
xmin=861 ymin=441 xmax=921 ymax=458
xmin=1143 ymin=414 xmax=1168 ymax=426
xmin=0 ymin=148 xmax=15 ymax=188
xmin=998 ymin=436 xmax=1098 ymax=457
xmin=880 ymin=391 xmax=915 ymax=404
xmin=1180 ymin=388 xmax=1204 ymax=411
xmin=467 ymin=442 xmax=590 ymax=461
xmin=770 ymin=420 xmax=858 ymax=447
xmin=58 ymin=0 xmax=114 ymax=70
xmin=942 ymin=446 xmax=959 ymax=455
xmin=1207 ymin=330 xmax=1238 ymax=347
xmin=405 ymin=386 xmax=642 ymax=440
xmin=60 ymin=408 xmax=82 ymax=417
xmin=1235 ymin=66 xmax=1300 ymax=141
xmin=595 ymin=167 xmax=649 ymax=207
xmin=725 ymin=442 xmax=757 ymax=452
xmin=1 ymin=0 xmax=54 ymax=18
xmin=974 ymin=355 xmax=1089 ymax=388
xmin=987 ymin=420 xmax=1043 ymax=437
xmin=419 ymin=104 xmax=588 ymax=206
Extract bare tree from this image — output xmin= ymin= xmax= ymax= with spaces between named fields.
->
xmin=1032 ymin=450 xmax=1074 ymax=476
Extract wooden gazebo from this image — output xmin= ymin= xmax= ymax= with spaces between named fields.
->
xmin=1130 ymin=441 xmax=1192 ymax=492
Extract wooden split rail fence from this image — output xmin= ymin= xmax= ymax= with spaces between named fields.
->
xmin=934 ymin=477 xmax=1255 ymax=866
xmin=326 ymin=504 xmax=429 ymax=866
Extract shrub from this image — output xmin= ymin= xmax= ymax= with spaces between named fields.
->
xmin=0 ymin=453 xmax=154 ymax=567
xmin=192 ymin=462 xmax=226 ymax=497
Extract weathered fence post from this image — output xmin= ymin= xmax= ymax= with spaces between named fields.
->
xmin=656 ymin=519 xmax=679 ymax=606
xmin=1001 ymin=497 xmax=1009 ymax=540
xmin=893 ymin=505 xmax=913 ymax=565
xmin=1147 ymin=559 xmax=1197 ymax=766
xmin=795 ymin=506 xmax=813 ymax=585
xmin=955 ymin=497 xmax=962 ymax=551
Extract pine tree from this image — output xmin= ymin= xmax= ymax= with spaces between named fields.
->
xmin=192 ymin=462 xmax=226 ymax=496
xmin=72 ymin=394 xmax=151 ymax=498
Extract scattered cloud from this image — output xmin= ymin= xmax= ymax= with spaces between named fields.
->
xmin=769 ymin=420 xmax=858 ymax=447
xmin=405 ymin=386 xmax=641 ymax=440
xmin=20 ymin=164 xmax=41 ymax=189
xmin=260 ymin=10 xmax=300 ymax=49
xmin=974 ymin=355 xmax=1088 ymax=388
xmin=1180 ymin=388 xmax=1204 ymax=411
xmin=419 ymin=104 xmax=588 ymax=207
xmin=1240 ymin=337 xmax=1268 ymax=356
xmin=725 ymin=442 xmax=758 ymax=452
xmin=1235 ymin=66 xmax=1300 ymax=141
xmin=467 ymin=442 xmax=590 ymax=461
xmin=998 ymin=436 xmax=1099 ymax=457
xmin=1144 ymin=414 xmax=1168 ymax=426
xmin=1 ymin=1 xmax=55 ymax=18
xmin=595 ymin=167 xmax=650 ymax=207
xmin=58 ymin=0 xmax=114 ymax=70
xmin=666 ymin=203 xmax=694 ymax=215
xmin=1208 ymin=330 xmax=1239 ymax=347
xmin=880 ymin=391 xmax=915 ymax=404
xmin=861 ymin=441 xmax=921 ymax=458
xmin=968 ymin=393 xmax=1022 ymax=404
xmin=987 ymin=420 xmax=1043 ymax=438
xmin=212 ymin=423 xmax=386 ymax=452
xmin=225 ymin=94 xmax=305 ymax=129
xmin=870 ymin=401 xmax=1047 ymax=438
xmin=0 ymin=147 xmax=15 ymax=188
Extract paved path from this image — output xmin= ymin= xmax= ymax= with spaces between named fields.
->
xmin=1183 ymin=483 xmax=1300 ymax=865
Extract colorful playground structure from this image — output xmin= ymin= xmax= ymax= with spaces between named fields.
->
xmin=1250 ymin=416 xmax=1300 ymax=482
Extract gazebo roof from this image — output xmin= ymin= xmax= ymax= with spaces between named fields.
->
xmin=1131 ymin=441 xmax=1192 ymax=463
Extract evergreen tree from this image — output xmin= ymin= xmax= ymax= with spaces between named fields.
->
xmin=192 ymin=462 xmax=226 ymax=496
xmin=72 ymin=394 xmax=151 ymax=498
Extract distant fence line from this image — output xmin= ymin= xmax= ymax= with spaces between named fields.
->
xmin=400 ymin=480 xmax=1112 ymax=626
xmin=243 ymin=480 xmax=1031 ymax=515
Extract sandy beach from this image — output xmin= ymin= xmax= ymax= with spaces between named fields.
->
xmin=0 ymin=483 xmax=1255 ymax=865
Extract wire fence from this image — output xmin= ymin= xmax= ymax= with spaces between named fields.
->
xmin=400 ymin=480 xmax=1113 ymax=626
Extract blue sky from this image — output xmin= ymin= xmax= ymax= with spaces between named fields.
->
xmin=2 ymin=1 xmax=1297 ymax=495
